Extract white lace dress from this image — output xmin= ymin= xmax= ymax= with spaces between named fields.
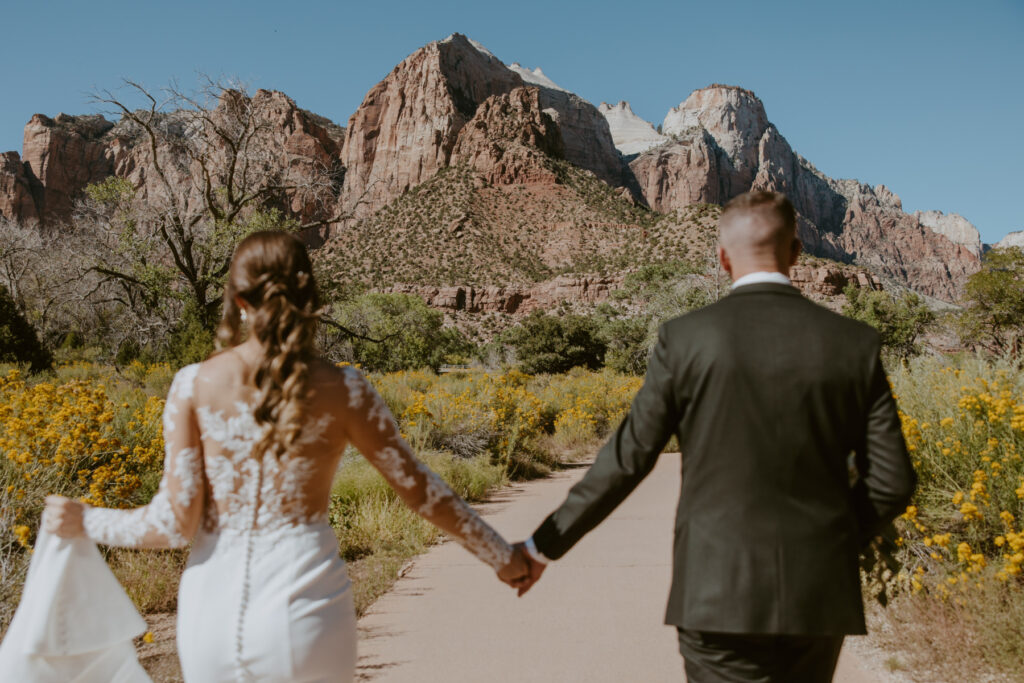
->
xmin=82 ymin=362 xmax=512 ymax=683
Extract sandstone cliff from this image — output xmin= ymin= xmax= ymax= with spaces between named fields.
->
xmin=387 ymin=262 xmax=881 ymax=316
xmin=0 ymin=91 xmax=342 ymax=228
xmin=995 ymin=231 xmax=1024 ymax=249
xmin=915 ymin=210 xmax=983 ymax=257
xmin=0 ymin=36 xmax=1000 ymax=303
xmin=339 ymin=33 xmax=624 ymax=219
xmin=0 ymin=152 xmax=38 ymax=222
xmin=628 ymin=84 xmax=982 ymax=301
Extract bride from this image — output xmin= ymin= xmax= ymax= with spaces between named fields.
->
xmin=43 ymin=231 xmax=528 ymax=682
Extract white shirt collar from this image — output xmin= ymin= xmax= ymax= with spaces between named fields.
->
xmin=730 ymin=271 xmax=793 ymax=290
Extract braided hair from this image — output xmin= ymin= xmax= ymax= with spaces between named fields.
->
xmin=215 ymin=231 xmax=322 ymax=459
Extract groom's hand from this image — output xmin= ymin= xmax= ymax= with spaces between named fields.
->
xmin=511 ymin=542 xmax=546 ymax=596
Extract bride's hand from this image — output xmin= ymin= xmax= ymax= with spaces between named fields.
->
xmin=43 ymin=495 xmax=86 ymax=538
xmin=497 ymin=545 xmax=530 ymax=588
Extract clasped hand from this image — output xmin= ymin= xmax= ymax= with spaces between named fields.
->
xmin=496 ymin=542 xmax=546 ymax=596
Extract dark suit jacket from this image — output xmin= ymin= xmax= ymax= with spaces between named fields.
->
xmin=532 ymin=283 xmax=916 ymax=636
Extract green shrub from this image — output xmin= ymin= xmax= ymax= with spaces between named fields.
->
xmin=842 ymin=285 xmax=935 ymax=360
xmin=334 ymin=293 xmax=471 ymax=372
xmin=0 ymin=284 xmax=52 ymax=372
xmin=957 ymin=246 xmax=1024 ymax=356
xmin=162 ymin=303 xmax=215 ymax=366
xmin=600 ymin=316 xmax=652 ymax=375
xmin=500 ymin=310 xmax=606 ymax=374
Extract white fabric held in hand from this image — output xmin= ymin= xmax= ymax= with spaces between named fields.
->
xmin=0 ymin=524 xmax=150 ymax=681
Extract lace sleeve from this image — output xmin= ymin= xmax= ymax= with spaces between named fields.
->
xmin=340 ymin=368 xmax=513 ymax=572
xmin=83 ymin=364 xmax=206 ymax=549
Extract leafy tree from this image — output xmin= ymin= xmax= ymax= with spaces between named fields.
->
xmin=0 ymin=284 xmax=53 ymax=372
xmin=333 ymin=293 xmax=469 ymax=372
xmin=501 ymin=311 xmax=606 ymax=374
xmin=842 ymin=285 xmax=935 ymax=360
xmin=957 ymin=247 xmax=1024 ymax=356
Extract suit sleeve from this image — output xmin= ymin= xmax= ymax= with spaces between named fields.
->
xmin=850 ymin=346 xmax=917 ymax=546
xmin=532 ymin=325 xmax=683 ymax=560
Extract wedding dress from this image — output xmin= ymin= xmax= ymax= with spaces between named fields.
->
xmin=77 ymin=357 xmax=513 ymax=682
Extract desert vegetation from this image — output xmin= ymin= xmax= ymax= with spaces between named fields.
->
xmin=878 ymin=355 xmax=1024 ymax=680
xmin=0 ymin=359 xmax=640 ymax=640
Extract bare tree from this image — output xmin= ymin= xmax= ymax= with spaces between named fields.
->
xmin=82 ymin=78 xmax=349 ymax=328
xmin=0 ymin=218 xmax=134 ymax=350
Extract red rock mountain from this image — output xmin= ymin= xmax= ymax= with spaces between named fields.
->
xmin=626 ymin=86 xmax=981 ymax=301
xmin=0 ymin=35 xmax=985 ymax=302
xmin=339 ymin=33 xmax=622 ymax=218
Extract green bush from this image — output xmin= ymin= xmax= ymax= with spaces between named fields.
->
xmin=842 ymin=285 xmax=935 ymax=360
xmin=501 ymin=310 xmax=606 ymax=374
xmin=163 ymin=303 xmax=215 ymax=366
xmin=957 ymin=246 xmax=1024 ymax=356
xmin=0 ymin=285 xmax=52 ymax=372
xmin=335 ymin=293 xmax=470 ymax=372
xmin=599 ymin=315 xmax=652 ymax=375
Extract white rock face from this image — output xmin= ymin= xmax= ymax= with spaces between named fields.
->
xmin=915 ymin=210 xmax=983 ymax=257
xmin=598 ymin=101 xmax=667 ymax=156
xmin=995 ymin=230 xmax=1024 ymax=249
xmin=662 ymin=86 xmax=769 ymax=191
xmin=508 ymin=63 xmax=569 ymax=92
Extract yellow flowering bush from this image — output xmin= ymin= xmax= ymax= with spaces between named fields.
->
xmin=892 ymin=356 xmax=1024 ymax=595
xmin=0 ymin=362 xmax=168 ymax=635
xmin=371 ymin=367 xmax=640 ymax=472
xmin=1 ymin=360 xmax=645 ymax=636
xmin=0 ymin=368 xmax=164 ymax=523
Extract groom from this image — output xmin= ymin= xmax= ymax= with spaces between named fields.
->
xmin=515 ymin=191 xmax=916 ymax=682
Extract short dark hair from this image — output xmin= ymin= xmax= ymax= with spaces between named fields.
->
xmin=721 ymin=191 xmax=796 ymax=236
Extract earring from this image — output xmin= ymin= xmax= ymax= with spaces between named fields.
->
xmin=240 ymin=308 xmax=248 ymax=324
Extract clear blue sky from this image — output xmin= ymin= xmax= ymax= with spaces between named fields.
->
xmin=2 ymin=0 xmax=1021 ymax=242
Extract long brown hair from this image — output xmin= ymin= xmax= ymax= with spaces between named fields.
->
xmin=215 ymin=230 xmax=321 ymax=459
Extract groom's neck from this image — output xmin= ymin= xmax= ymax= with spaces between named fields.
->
xmin=728 ymin=262 xmax=790 ymax=282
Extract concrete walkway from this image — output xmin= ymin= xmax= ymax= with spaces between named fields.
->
xmin=356 ymin=454 xmax=888 ymax=682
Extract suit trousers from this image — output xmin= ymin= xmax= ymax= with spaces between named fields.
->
xmin=677 ymin=629 xmax=844 ymax=683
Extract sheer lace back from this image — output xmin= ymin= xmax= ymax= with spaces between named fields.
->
xmin=191 ymin=357 xmax=341 ymax=534
xmin=83 ymin=353 xmax=511 ymax=572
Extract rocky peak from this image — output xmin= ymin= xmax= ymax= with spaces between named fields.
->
xmin=915 ymin=210 xmax=983 ymax=257
xmin=339 ymin=33 xmax=523 ymax=218
xmin=339 ymin=34 xmax=625 ymax=219
xmin=21 ymin=112 xmax=117 ymax=222
xmin=451 ymin=87 xmax=564 ymax=185
xmin=508 ymin=63 xmax=568 ymax=93
xmin=2 ymin=89 xmax=342 ymax=227
xmin=995 ymin=230 xmax=1024 ymax=249
xmin=663 ymin=86 xmax=768 ymax=165
xmin=627 ymin=83 xmax=982 ymax=301
xmin=627 ymin=127 xmax=720 ymax=211
xmin=598 ymin=101 xmax=667 ymax=156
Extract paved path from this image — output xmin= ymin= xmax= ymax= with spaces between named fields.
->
xmin=357 ymin=454 xmax=887 ymax=682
